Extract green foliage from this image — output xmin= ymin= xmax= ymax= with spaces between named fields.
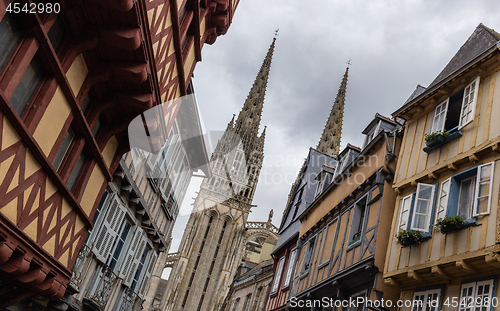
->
xmin=396 ymin=230 xmax=423 ymax=246
xmin=424 ymin=130 xmax=450 ymax=142
xmin=435 ymin=215 xmax=465 ymax=227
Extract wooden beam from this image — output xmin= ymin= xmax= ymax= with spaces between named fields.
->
xmin=485 ymin=253 xmax=500 ymax=268
xmin=431 ymin=265 xmax=451 ymax=279
xmin=384 ymin=277 xmax=400 ymax=287
xmin=408 ymin=270 xmax=423 ymax=281
xmin=456 ymin=260 xmax=478 ymax=274
xmin=428 ymin=172 xmax=439 ymax=181
xmin=469 ymin=154 xmax=480 ymax=163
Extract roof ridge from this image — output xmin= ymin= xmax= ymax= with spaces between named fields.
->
xmin=479 ymin=23 xmax=500 ymax=40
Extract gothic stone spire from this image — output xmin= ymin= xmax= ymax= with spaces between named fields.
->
xmin=317 ymin=65 xmax=349 ymax=157
xmin=233 ymin=37 xmax=276 ymax=153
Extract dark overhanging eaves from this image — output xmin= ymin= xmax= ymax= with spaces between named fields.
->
xmin=392 ymin=43 xmax=500 ymax=119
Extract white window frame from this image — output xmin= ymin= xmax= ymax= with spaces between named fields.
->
xmin=315 ymin=172 xmax=328 ymax=198
xmin=473 ymin=161 xmax=495 ymax=216
xmin=435 ymin=178 xmax=451 ymax=223
xmin=458 ymin=176 xmax=476 ymax=219
xmin=410 ymin=183 xmax=435 ymax=232
xmin=459 ymin=76 xmax=480 ymax=129
xmin=283 ymin=249 xmax=297 ymax=288
xmin=430 ymin=99 xmax=449 ymax=134
xmin=271 ymin=256 xmax=286 ymax=293
xmin=398 ymin=194 xmax=413 ymax=233
xmin=412 ymin=288 xmax=441 ymax=311
xmin=459 ymin=279 xmax=494 ymax=311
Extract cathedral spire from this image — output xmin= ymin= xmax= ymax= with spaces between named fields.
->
xmin=316 ymin=65 xmax=349 ymax=157
xmin=233 ymin=37 xmax=276 ymax=150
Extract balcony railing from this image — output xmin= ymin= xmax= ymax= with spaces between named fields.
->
xmin=87 ymin=264 xmax=119 ymax=308
xmin=70 ymin=243 xmax=141 ymax=310
xmin=165 ymin=252 xmax=180 ymax=268
xmin=70 ymin=243 xmax=93 ymax=291
xmin=245 ymin=221 xmax=278 ymax=234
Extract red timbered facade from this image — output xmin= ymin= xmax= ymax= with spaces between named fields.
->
xmin=0 ymin=0 xmax=239 ymax=309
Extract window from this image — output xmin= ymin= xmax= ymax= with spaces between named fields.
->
xmin=283 ymin=249 xmax=297 ymax=288
xmin=131 ymin=245 xmax=150 ymax=291
xmin=47 ymin=17 xmax=65 ymax=52
xmin=349 ymin=195 xmax=368 ymax=244
xmin=232 ymin=298 xmax=240 ymax=311
xmin=302 ymin=238 xmax=316 ymax=273
xmin=271 ymin=256 xmax=285 ymax=293
xmin=437 ymin=162 xmax=495 ymax=220
xmin=411 ymin=184 xmax=435 ymax=232
xmin=107 ymin=220 xmax=132 ymax=271
xmin=10 ymin=54 xmax=45 ymax=117
xmin=412 ymin=289 xmax=440 ymax=311
xmin=349 ymin=291 xmax=367 ymax=311
xmin=52 ymin=127 xmax=75 ymax=170
xmin=243 ymin=294 xmax=252 ymax=311
xmin=398 ymin=194 xmax=413 ymax=232
xmin=459 ymin=279 xmax=494 ymax=311
xmin=0 ymin=13 xmax=22 ymax=74
xmin=397 ymin=183 xmax=437 ymax=234
xmin=429 ymin=77 xmax=480 ymax=134
xmin=66 ymin=151 xmax=89 ymax=190
xmin=315 ymin=172 xmax=328 ymax=198
xmin=458 ymin=176 xmax=475 ymax=219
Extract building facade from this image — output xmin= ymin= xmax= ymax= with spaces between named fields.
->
xmin=0 ymin=0 xmax=239 ymax=309
xmin=265 ymin=67 xmax=348 ymax=311
xmin=289 ymin=113 xmax=401 ymax=310
xmin=158 ymin=37 xmax=276 ymax=311
xmin=384 ymin=24 xmax=500 ymax=310
xmin=220 ymin=213 xmax=278 ymax=311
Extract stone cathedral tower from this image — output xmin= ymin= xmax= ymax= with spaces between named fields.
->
xmin=160 ymin=38 xmax=276 ymax=311
xmin=316 ymin=65 xmax=349 ymax=157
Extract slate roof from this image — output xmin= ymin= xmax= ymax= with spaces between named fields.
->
xmin=393 ymin=23 xmax=500 ymax=117
xmin=274 ymin=148 xmax=337 ymax=252
xmin=403 ymin=85 xmax=427 ymax=105
xmin=428 ymin=24 xmax=500 ymax=89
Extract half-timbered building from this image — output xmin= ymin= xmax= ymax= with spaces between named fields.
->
xmin=265 ymin=67 xmax=348 ymax=311
xmin=289 ymin=114 xmax=401 ymax=310
xmin=384 ymin=23 xmax=500 ymax=310
xmin=0 ymin=0 xmax=239 ymax=309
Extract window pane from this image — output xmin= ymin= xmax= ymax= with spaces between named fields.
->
xmin=458 ymin=178 xmax=474 ymax=219
xmin=0 ymin=13 xmax=22 ymax=74
xmin=47 ymin=18 xmax=65 ymax=52
xmin=52 ymin=128 xmax=75 ymax=170
xmin=66 ymin=151 xmax=88 ymax=190
xmin=10 ymin=55 xmax=45 ymax=117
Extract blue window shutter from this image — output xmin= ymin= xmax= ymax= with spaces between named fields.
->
xmin=447 ymin=178 xmax=459 ymax=216
xmin=407 ymin=192 xmax=417 ymax=231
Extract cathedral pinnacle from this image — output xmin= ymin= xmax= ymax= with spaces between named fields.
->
xmin=233 ymin=37 xmax=276 ymax=152
xmin=316 ymin=65 xmax=349 ymax=157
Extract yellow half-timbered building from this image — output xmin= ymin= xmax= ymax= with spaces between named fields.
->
xmin=288 ymin=114 xmax=401 ymax=310
xmin=384 ymin=24 xmax=500 ymax=310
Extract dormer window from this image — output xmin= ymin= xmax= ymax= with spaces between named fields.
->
xmin=363 ymin=120 xmax=381 ymax=147
xmin=315 ymin=172 xmax=328 ymax=198
xmin=430 ymin=77 xmax=479 ymax=134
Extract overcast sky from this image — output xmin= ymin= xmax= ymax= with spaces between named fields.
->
xmin=165 ymin=0 xmax=500 ymax=265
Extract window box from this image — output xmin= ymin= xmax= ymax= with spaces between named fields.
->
xmin=435 ymin=215 xmax=465 ymax=233
xmin=423 ymin=129 xmax=462 ymax=153
xmin=425 ymin=132 xmax=447 ymax=148
xmin=396 ymin=230 xmax=423 ymax=247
